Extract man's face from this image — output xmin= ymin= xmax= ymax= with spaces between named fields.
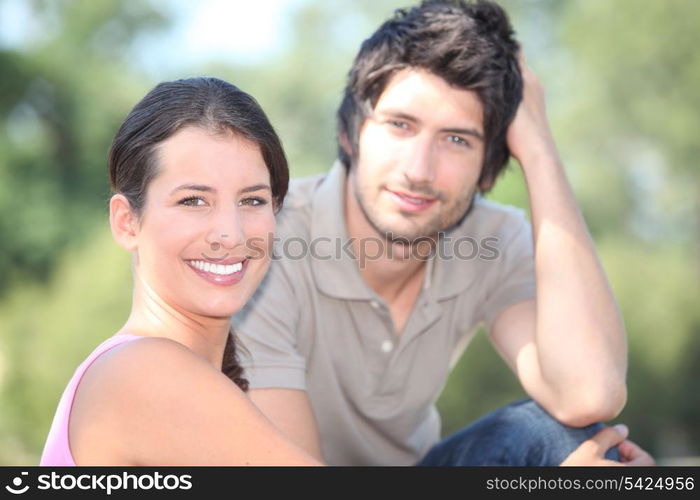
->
xmin=349 ymin=68 xmax=485 ymax=242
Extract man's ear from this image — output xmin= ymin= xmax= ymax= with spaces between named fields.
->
xmin=478 ymin=176 xmax=494 ymax=192
xmin=109 ymin=194 xmax=139 ymax=251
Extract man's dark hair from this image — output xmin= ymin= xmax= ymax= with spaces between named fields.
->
xmin=337 ymin=0 xmax=522 ymax=189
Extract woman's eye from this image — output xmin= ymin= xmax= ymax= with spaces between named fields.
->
xmin=179 ymin=196 xmax=206 ymax=207
xmin=239 ymin=197 xmax=268 ymax=207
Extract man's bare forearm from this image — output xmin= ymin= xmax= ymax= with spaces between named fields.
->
xmin=522 ymin=148 xmax=627 ymax=424
xmin=248 ymin=388 xmax=324 ymax=461
xmin=505 ymin=54 xmax=627 ymax=425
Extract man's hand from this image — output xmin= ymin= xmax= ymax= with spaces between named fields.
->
xmin=561 ymin=424 xmax=656 ymax=466
xmin=506 ymin=52 xmax=558 ymax=169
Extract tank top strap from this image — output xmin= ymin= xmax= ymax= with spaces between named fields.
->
xmin=40 ymin=334 xmax=142 ymax=466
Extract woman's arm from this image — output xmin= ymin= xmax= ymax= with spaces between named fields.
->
xmin=69 ymin=336 xmax=322 ymax=466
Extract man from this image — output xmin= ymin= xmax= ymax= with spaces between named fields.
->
xmin=233 ymin=0 xmax=651 ymax=465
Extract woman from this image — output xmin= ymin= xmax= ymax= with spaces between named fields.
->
xmin=41 ymin=77 xmax=320 ymax=465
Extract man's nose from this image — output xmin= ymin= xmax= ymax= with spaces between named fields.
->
xmin=402 ymin=136 xmax=435 ymax=185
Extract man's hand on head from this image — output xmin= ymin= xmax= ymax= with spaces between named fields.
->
xmin=506 ymin=51 xmax=560 ymax=170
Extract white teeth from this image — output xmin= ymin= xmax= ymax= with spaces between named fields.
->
xmin=189 ymin=260 xmax=243 ymax=275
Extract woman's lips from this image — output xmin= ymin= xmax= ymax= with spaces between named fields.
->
xmin=186 ymin=258 xmax=248 ymax=286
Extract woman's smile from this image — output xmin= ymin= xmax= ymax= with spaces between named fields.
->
xmin=186 ymin=258 xmax=249 ymax=286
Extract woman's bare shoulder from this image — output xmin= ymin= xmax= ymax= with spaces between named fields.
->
xmin=70 ymin=336 xmax=317 ymax=465
xmin=93 ymin=335 xmax=216 ymax=379
xmin=70 ymin=336 xmax=238 ymax=464
xmin=76 ymin=336 xmax=226 ymax=402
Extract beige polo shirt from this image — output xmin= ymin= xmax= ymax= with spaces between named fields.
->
xmin=233 ymin=161 xmax=536 ymax=465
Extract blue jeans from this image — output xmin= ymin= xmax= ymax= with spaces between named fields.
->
xmin=419 ymin=399 xmax=620 ymax=466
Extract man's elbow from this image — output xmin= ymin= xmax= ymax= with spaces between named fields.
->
xmin=550 ymin=380 xmax=627 ymax=428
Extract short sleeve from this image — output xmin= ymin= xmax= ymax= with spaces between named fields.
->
xmin=232 ymin=258 xmax=307 ymax=390
xmin=479 ymin=213 xmax=536 ymax=331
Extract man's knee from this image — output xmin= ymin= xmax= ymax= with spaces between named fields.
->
xmin=420 ymin=399 xmax=618 ymax=466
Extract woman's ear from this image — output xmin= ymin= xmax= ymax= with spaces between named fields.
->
xmin=338 ymin=131 xmax=352 ymax=157
xmin=109 ymin=194 xmax=139 ymax=251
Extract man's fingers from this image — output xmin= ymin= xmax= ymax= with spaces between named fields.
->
xmin=586 ymin=424 xmax=629 ymax=456
xmin=561 ymin=425 xmax=654 ymax=466
xmin=617 ymin=439 xmax=640 ymax=460
xmin=618 ymin=440 xmax=656 ymax=466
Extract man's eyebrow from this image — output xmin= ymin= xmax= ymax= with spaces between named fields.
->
xmin=379 ymin=110 xmax=420 ymax=123
xmin=378 ymin=109 xmax=484 ymax=141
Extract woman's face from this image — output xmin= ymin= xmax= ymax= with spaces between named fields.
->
xmin=131 ymin=126 xmax=276 ymax=319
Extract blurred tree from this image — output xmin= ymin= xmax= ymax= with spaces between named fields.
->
xmin=0 ymin=0 xmax=171 ymax=293
xmin=0 ymin=226 xmax=131 ymax=463
xmin=555 ymin=0 xmax=699 ymax=247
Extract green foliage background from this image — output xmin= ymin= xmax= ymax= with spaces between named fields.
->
xmin=0 ymin=0 xmax=698 ymax=464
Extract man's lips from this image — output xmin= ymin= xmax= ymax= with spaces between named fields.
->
xmin=386 ymin=189 xmax=436 ymax=203
xmin=385 ymin=188 xmax=438 ymax=212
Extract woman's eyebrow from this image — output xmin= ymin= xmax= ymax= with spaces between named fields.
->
xmin=170 ymin=183 xmax=271 ymax=195
xmin=240 ymin=184 xmax=271 ymax=194
xmin=170 ymin=184 xmax=214 ymax=195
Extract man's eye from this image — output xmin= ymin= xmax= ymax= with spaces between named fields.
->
xmin=447 ymin=135 xmax=471 ymax=148
xmin=179 ymin=196 xmax=206 ymax=207
xmin=388 ymin=120 xmax=409 ymax=130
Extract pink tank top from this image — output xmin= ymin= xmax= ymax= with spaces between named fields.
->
xmin=40 ymin=334 xmax=141 ymax=466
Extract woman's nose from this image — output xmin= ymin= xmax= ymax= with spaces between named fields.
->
xmin=204 ymin=209 xmax=244 ymax=251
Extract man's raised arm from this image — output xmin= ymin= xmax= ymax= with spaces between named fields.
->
xmin=489 ymin=53 xmax=627 ymax=427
